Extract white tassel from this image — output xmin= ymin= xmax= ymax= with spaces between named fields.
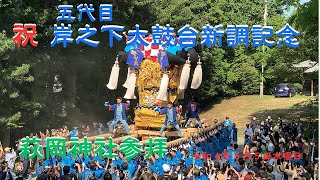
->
xmin=191 ymin=59 xmax=202 ymax=89
xmin=122 ymin=67 xmax=130 ymax=88
xmin=156 ymin=74 xmax=169 ymax=101
xmin=106 ymin=57 xmax=120 ymax=90
xmin=123 ymin=73 xmax=137 ymax=99
xmin=178 ymin=59 xmax=191 ymax=90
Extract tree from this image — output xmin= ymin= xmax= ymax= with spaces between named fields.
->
xmin=0 ymin=33 xmax=42 ymax=147
xmin=263 ymin=0 xmax=318 ymax=93
xmin=0 ymin=0 xmax=159 ymax=145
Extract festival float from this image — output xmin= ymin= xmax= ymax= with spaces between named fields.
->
xmin=105 ymin=33 xmax=204 ymax=138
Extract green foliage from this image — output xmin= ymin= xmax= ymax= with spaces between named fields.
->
xmin=292 ymin=83 xmax=303 ymax=94
xmin=263 ymin=0 xmax=318 ymax=94
xmin=290 ymin=0 xmax=318 ymax=37
xmin=0 ymin=32 xmax=42 ymax=146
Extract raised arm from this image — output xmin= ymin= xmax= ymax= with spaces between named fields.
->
xmin=230 ymin=166 xmax=240 ymax=178
xmin=160 ymin=108 xmax=167 ymax=115
xmin=132 ymin=165 xmax=141 ymax=179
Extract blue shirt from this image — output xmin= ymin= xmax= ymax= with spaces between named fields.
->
xmin=224 ymin=120 xmax=233 ymax=131
xmin=93 ymin=156 xmax=105 ymax=166
xmin=227 ymin=149 xmax=239 ymax=167
xmin=245 ymin=139 xmax=253 ymax=146
xmin=81 ymin=168 xmax=104 ymax=180
xmin=164 ymin=158 xmax=175 ymax=168
xmin=176 ymin=150 xmax=182 ymax=160
xmin=84 ymin=157 xmax=92 ymax=167
xmin=36 ymin=165 xmax=45 ymax=176
xmin=113 ymin=158 xmax=123 ymax=169
xmin=63 ymin=157 xmax=75 ymax=173
xmin=128 ymin=160 xmax=137 ymax=176
xmin=167 ymin=108 xmax=173 ymax=123
xmin=155 ymin=159 xmax=165 ymax=175
xmin=224 ymin=120 xmax=233 ymax=127
xmin=149 ymin=162 xmax=163 ymax=175
xmin=185 ymin=157 xmax=192 ymax=169
xmin=70 ymin=129 xmax=78 ymax=137
xmin=195 ymin=159 xmax=204 ymax=167
xmin=43 ymin=159 xmax=53 ymax=167
xmin=116 ymin=104 xmax=123 ymax=121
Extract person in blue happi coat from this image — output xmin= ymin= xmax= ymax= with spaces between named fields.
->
xmin=112 ymin=152 xmax=124 ymax=170
xmin=120 ymin=161 xmax=137 ymax=179
xmin=187 ymin=168 xmax=208 ymax=180
xmin=155 ymin=102 xmax=182 ymax=137
xmin=105 ymin=97 xmax=131 ymax=134
xmin=81 ymin=160 xmax=104 ymax=180
xmin=52 ymin=156 xmax=67 ymax=175
xmin=227 ymin=144 xmax=240 ymax=170
xmin=220 ymin=127 xmax=230 ymax=149
xmin=123 ymin=32 xmax=143 ymax=53
xmin=36 ymin=159 xmax=45 ymax=176
xmin=154 ymin=154 xmax=165 ymax=176
xmin=224 ymin=117 xmax=233 ymax=131
xmin=164 ymin=153 xmax=175 ymax=168
xmin=180 ymin=149 xmax=192 ymax=169
xmin=198 ymin=168 xmax=209 ymax=180
xmin=194 ymin=157 xmax=204 ymax=167
xmin=171 ymin=150 xmax=181 ymax=165
xmin=188 ymin=138 xmax=196 ymax=156
xmin=230 ymin=123 xmax=238 ymax=146
xmin=215 ymin=133 xmax=224 ymax=153
xmin=148 ymin=155 xmax=164 ymax=176
xmin=185 ymin=96 xmax=202 ymax=127
xmin=206 ymin=136 xmax=218 ymax=160
xmin=70 ymin=127 xmax=78 ymax=138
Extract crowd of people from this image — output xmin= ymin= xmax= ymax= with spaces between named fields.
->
xmin=13 ymin=123 xmax=105 ymax=146
xmin=0 ymin=115 xmax=318 ymax=180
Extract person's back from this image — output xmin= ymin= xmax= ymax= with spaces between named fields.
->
xmin=4 ymin=148 xmax=16 ymax=170
xmin=82 ymin=160 xmax=104 ymax=180
xmin=36 ymin=171 xmax=49 ymax=180
xmin=243 ymin=173 xmax=252 ymax=180
xmin=62 ymin=174 xmax=70 ymax=180
xmin=103 ymin=171 xmax=112 ymax=180
xmin=169 ymin=173 xmax=178 ymax=180
xmin=267 ymin=142 xmax=275 ymax=152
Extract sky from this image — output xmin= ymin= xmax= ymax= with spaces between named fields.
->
xmin=284 ymin=0 xmax=311 ymax=16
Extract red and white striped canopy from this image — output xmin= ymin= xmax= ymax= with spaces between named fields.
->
xmin=140 ymin=37 xmax=164 ymax=62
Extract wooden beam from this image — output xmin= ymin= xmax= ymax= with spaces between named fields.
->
xmin=113 ymin=134 xmax=138 ymax=143
xmin=136 ymin=130 xmax=160 ymax=136
xmin=167 ymin=137 xmax=189 ymax=147
xmin=66 ymin=133 xmax=114 ymax=146
xmin=66 ymin=133 xmax=139 ymax=146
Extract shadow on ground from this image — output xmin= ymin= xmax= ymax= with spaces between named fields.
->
xmin=251 ymin=98 xmax=319 ymax=140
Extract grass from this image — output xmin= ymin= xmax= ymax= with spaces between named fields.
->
xmin=199 ymin=95 xmax=318 ymax=144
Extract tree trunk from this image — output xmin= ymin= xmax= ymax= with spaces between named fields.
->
xmin=0 ymin=126 xmax=11 ymax=148
xmin=64 ymin=66 xmax=76 ymax=113
xmin=311 ymin=79 xmax=314 ymax=96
